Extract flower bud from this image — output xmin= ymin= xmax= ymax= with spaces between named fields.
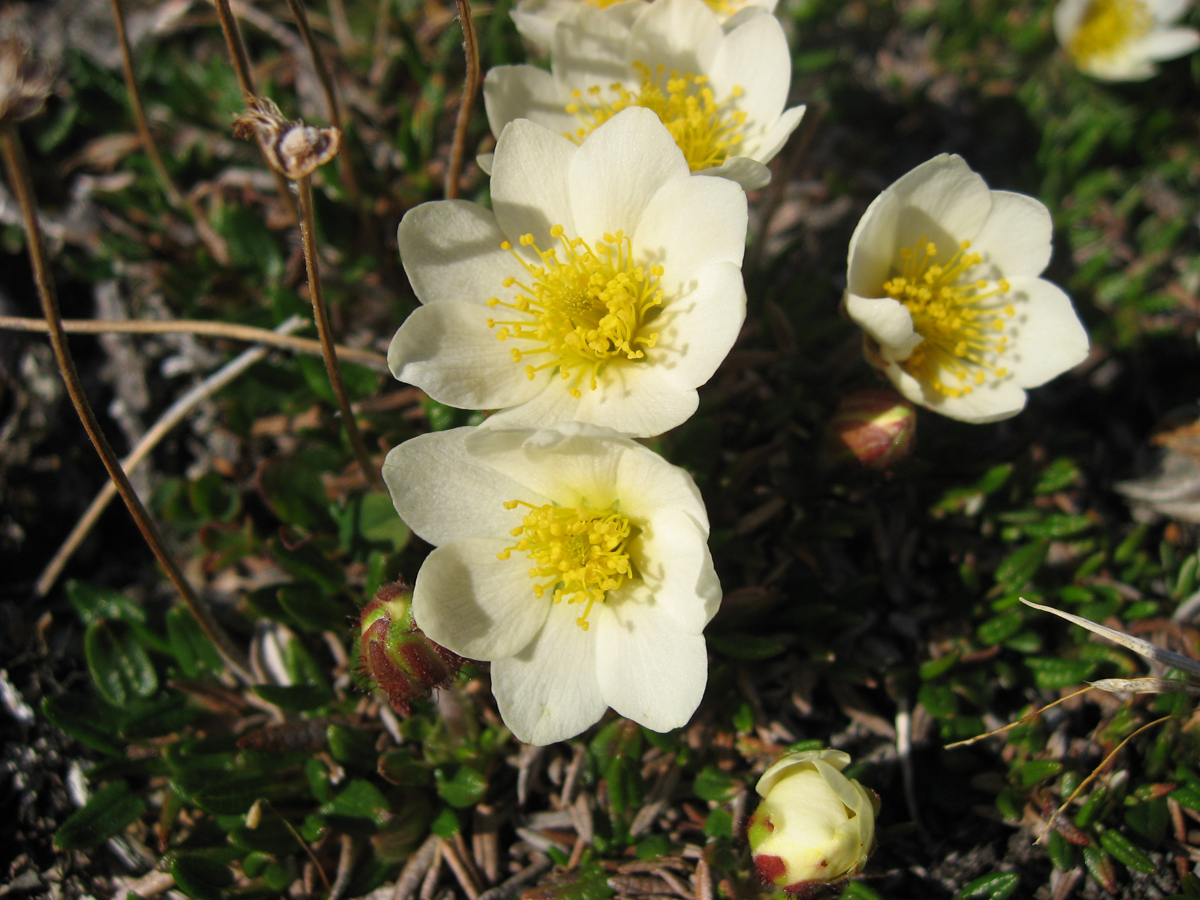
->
xmin=825 ymin=388 xmax=916 ymax=470
xmin=357 ymin=580 xmax=464 ymax=715
xmin=748 ymin=749 xmax=877 ymax=896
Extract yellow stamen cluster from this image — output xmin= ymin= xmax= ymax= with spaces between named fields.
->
xmin=497 ymin=500 xmax=633 ymax=631
xmin=487 ymin=226 xmax=663 ymax=398
xmin=883 ymin=239 xmax=1015 ymax=398
xmin=583 ymin=0 xmax=745 ymax=15
xmin=565 ymin=62 xmax=747 ymax=172
xmin=1067 ymin=0 xmax=1152 ymax=63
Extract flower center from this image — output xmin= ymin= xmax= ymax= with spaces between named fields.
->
xmin=583 ymin=0 xmax=745 ymax=14
xmin=882 ymin=238 xmax=1015 ymax=398
xmin=497 ymin=500 xmax=634 ymax=631
xmin=487 ymin=226 xmax=663 ymax=397
xmin=1067 ymin=0 xmax=1152 ymax=62
xmin=565 ymin=62 xmax=747 ymax=172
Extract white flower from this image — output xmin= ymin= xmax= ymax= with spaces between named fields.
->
xmin=390 ymin=107 xmax=747 ymax=439
xmin=844 ymin=154 xmax=1089 ymax=424
xmin=382 ymin=422 xmax=720 ymax=745
xmin=1054 ymin=0 xmax=1199 ymax=80
xmin=748 ymin=749 xmax=876 ymax=893
xmin=484 ymin=0 xmax=805 ymax=190
xmin=510 ymin=0 xmax=778 ymax=53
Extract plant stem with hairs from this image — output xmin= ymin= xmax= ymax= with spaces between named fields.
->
xmin=446 ymin=0 xmax=479 ymax=200
xmin=0 ymin=123 xmax=252 ymax=684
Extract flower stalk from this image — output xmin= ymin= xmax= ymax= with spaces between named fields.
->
xmin=446 ymin=0 xmax=480 ymax=200
xmin=0 ymin=120 xmax=252 ymax=684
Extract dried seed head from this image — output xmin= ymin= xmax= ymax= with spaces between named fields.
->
xmin=233 ymin=96 xmax=340 ymax=180
xmin=0 ymin=40 xmax=52 ymax=126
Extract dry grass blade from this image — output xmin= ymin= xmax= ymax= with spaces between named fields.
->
xmin=1021 ymin=598 xmax=1200 ymax=679
xmin=1089 ymin=677 xmax=1200 ymax=694
xmin=944 ymin=686 xmax=1095 ymax=749
xmin=395 ymin=835 xmax=440 ymax=900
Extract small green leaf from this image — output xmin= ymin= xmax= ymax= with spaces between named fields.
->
xmin=252 ymin=683 xmax=334 ymax=711
xmin=955 ymin=872 xmax=1019 ymax=900
xmin=693 ymin=766 xmax=741 ymax=802
xmin=1047 ymin=830 xmax=1077 ymax=873
xmin=85 ymin=620 xmax=158 ymax=707
xmin=703 ymin=807 xmax=733 ymax=839
xmin=1035 ymin=458 xmax=1081 ymax=494
xmin=1099 ymin=830 xmax=1156 ymax=874
xmin=319 ymin=779 xmax=392 ymax=834
xmin=706 ymin=632 xmax=790 ymax=660
xmin=171 ymin=854 xmax=235 ymax=900
xmin=267 ymin=537 xmax=345 ymax=594
xmin=257 ymin=456 xmax=336 ymax=533
xmin=1082 ymin=845 xmax=1117 ymax=893
xmin=42 ymin=694 xmax=126 ymax=756
xmin=277 ymin=582 xmax=353 ymax=633
xmin=978 ymin=612 xmax=1023 ymax=646
xmin=431 ymin=807 xmax=460 ymax=838
xmin=67 ymin=580 xmax=145 ymax=625
xmin=839 ymin=883 xmax=883 ymax=900
xmin=919 ymin=652 xmax=959 ymax=680
xmin=1014 ymin=759 xmax=1062 ymax=788
xmin=1023 ymin=515 xmax=1093 ymax=540
xmin=357 ymin=492 xmax=412 ymax=551
xmin=436 ymin=765 xmax=488 ymax=808
xmin=1025 ymin=657 xmax=1097 ymax=690
xmin=166 ymin=605 xmax=223 ymax=678
xmin=54 ymin=781 xmax=145 ymax=850
xmin=995 ymin=541 xmax=1048 ymax=589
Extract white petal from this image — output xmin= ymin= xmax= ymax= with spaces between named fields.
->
xmin=1053 ymin=0 xmax=1089 ymax=45
xmin=887 ymin=154 xmax=994 ymax=250
xmin=633 ymin=174 xmax=747 ymax=284
xmin=491 ymin=119 xmax=578 ymax=247
xmin=971 ymin=190 xmax=1053 ymax=279
xmin=594 ymin=589 xmax=708 ymax=732
xmin=491 ymin=601 xmax=607 ymax=744
xmin=650 ymin=261 xmax=747 ymax=388
xmin=1081 ymin=54 xmax=1158 ymax=80
xmin=387 ymin=300 xmax=551 ymax=408
xmin=485 ymin=358 xmax=700 ymax=438
xmin=510 ymin=0 xmax=574 ymax=48
xmin=742 ymin=104 xmax=805 ymax=165
xmin=720 ymin=4 xmax=771 ymax=33
xmin=412 ymin=540 xmax=550 ymax=660
xmin=627 ymin=508 xmax=719 ymax=632
xmin=707 ymin=13 xmax=791 ymax=136
xmin=1003 ymin=276 xmax=1090 ymax=388
xmin=614 ymin=445 xmax=708 ymax=527
xmin=551 ymin=3 xmax=637 ymax=94
xmin=628 ymin=0 xmax=724 ymax=76
xmin=846 ymin=189 xmax=901 ymax=297
xmin=1147 ymin=0 xmax=1192 ymax=25
xmin=1126 ymin=27 xmax=1200 ymax=62
xmin=569 ymin=108 xmax=689 ymax=243
xmin=464 ymin=422 xmax=630 ymax=509
xmin=845 ymin=294 xmax=921 ymax=359
xmin=477 ymin=153 xmax=494 ymax=175
xmin=382 ymin=427 xmax=552 ymax=546
xmin=695 ymin=156 xmax=772 ymax=190
xmin=484 ymin=66 xmax=575 ymax=140
xmin=398 ymin=201 xmax=512 ymax=307
xmin=874 ymin=356 xmax=1027 ymax=424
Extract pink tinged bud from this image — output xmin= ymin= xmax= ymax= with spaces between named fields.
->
xmin=825 ymin=388 xmax=916 ymax=470
xmin=357 ymin=580 xmax=464 ymax=715
xmin=748 ymin=749 xmax=878 ymax=895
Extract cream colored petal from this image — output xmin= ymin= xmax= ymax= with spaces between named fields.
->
xmin=1126 ymin=26 xmax=1200 ymax=62
xmin=627 ymin=508 xmax=719 ymax=631
xmin=757 ymin=749 xmax=851 ymax=797
xmin=846 ymin=189 xmax=901 ymax=298
xmin=919 ymin=376 xmax=1028 ymax=424
xmin=742 ymin=104 xmax=805 ymax=165
xmin=1053 ymin=0 xmax=1090 ymax=45
xmin=614 ymin=447 xmax=708 ymax=527
xmin=1147 ymin=0 xmax=1191 ymax=25
xmin=491 ymin=600 xmax=607 ymax=744
xmin=971 ymin=190 xmax=1053 ymax=279
xmin=477 ymin=153 xmax=494 ymax=175
xmin=844 ymin=294 xmax=921 ymax=359
xmin=484 ymin=65 xmax=576 ymax=140
xmin=648 ymin=261 xmax=746 ymax=389
xmin=397 ymin=200 xmax=513 ymax=307
xmin=1002 ymin=276 xmax=1090 ymax=388
xmin=412 ymin=540 xmax=551 ymax=660
xmin=707 ymin=12 xmax=791 ymax=135
xmin=633 ymin=174 xmax=747 ymax=285
xmin=627 ymin=0 xmax=724 ymax=77
xmin=889 ymin=154 xmax=993 ymax=251
xmin=695 ymin=156 xmax=772 ymax=190
xmin=491 ymin=119 xmax=578 ymax=248
xmin=551 ymin=3 xmax=638 ymax=94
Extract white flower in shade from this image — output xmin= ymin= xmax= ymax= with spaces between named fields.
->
xmin=844 ymin=154 xmax=1089 ymax=424
xmin=748 ymin=749 xmax=876 ymax=895
xmin=383 ymin=422 xmax=720 ymax=745
xmin=1054 ymin=0 xmax=1200 ymax=80
xmin=510 ymin=0 xmax=778 ymax=52
xmin=484 ymin=0 xmax=804 ymax=190
xmin=389 ymin=107 xmax=747 ymax=439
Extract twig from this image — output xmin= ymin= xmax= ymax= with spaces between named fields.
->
xmin=282 ymin=0 xmax=361 ymax=207
xmin=944 ymin=686 xmax=1096 ymax=749
xmin=445 ymin=0 xmax=480 ymax=200
xmin=395 ymin=835 xmax=440 ymax=900
xmin=210 ymin=0 xmax=299 ymax=224
xmin=0 ymin=123 xmax=252 ymax=684
xmin=0 ymin=315 xmax=388 ymax=373
xmin=34 ymin=316 xmax=307 ymax=597
xmin=329 ymin=834 xmax=359 ymax=900
xmin=296 ymin=175 xmax=383 ymax=490
xmin=439 ymin=837 xmax=480 ymax=900
xmin=474 ymin=856 xmax=553 ymax=900
xmin=109 ymin=0 xmax=230 ymax=264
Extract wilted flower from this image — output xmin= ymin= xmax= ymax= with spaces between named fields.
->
xmin=0 ymin=39 xmax=52 ymax=126
xmin=484 ymin=0 xmax=804 ymax=189
xmin=358 ymin=580 xmax=464 ymax=715
xmin=1054 ymin=0 xmax=1200 ymax=81
xmin=844 ymin=154 xmax=1089 ymax=424
xmin=748 ymin=749 xmax=877 ymax=896
xmin=510 ymin=0 xmax=779 ymax=52
xmin=825 ymin=388 xmax=916 ymax=470
xmin=383 ymin=422 xmax=720 ymax=745
xmin=390 ymin=108 xmax=747 ymax=439
xmin=232 ymin=97 xmax=341 ymax=180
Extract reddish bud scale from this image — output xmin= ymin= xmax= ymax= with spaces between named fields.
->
xmin=357 ymin=580 xmax=464 ymax=715
xmin=825 ymin=388 xmax=916 ymax=470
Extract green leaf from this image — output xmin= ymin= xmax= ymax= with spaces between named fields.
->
xmin=1023 ymin=515 xmax=1093 ymax=540
xmin=977 ymin=612 xmax=1023 ymax=646
xmin=919 ymin=652 xmax=959 ymax=680
xmin=995 ymin=541 xmax=1048 ymax=589
xmin=1025 ymin=657 xmax=1097 ymax=690
xmin=257 ymin=456 xmax=336 ymax=533
xmin=277 ymin=582 xmax=353 ymax=633
xmin=1099 ymin=830 xmax=1155 ymax=874
xmin=267 ymin=536 xmax=345 ymax=594
xmin=436 ymin=765 xmax=488 ymax=808
xmin=703 ymin=808 xmax=733 ymax=839
xmin=706 ymin=631 xmax=790 ymax=660
xmin=252 ymin=683 xmax=334 ymax=711
xmin=955 ymin=872 xmax=1019 ymax=900
xmin=693 ymin=766 xmax=741 ymax=802
xmin=42 ymin=694 xmax=126 ymax=756
xmin=85 ymin=620 xmax=158 ymax=707
xmin=1013 ymin=759 xmax=1062 ymax=788
xmin=431 ymin=807 xmax=460 ymax=838
xmin=67 ymin=580 xmax=144 ymax=625
xmin=1035 ymin=458 xmax=1081 ymax=494
xmin=188 ymin=472 xmax=241 ymax=523
xmin=54 ymin=781 xmax=145 ymax=850
xmin=839 ymin=884 xmax=883 ymax=900
xmin=1047 ymin=830 xmax=1076 ymax=873
xmin=166 ymin=605 xmax=223 ymax=678
xmin=357 ymin=492 xmax=411 ymax=551
xmin=319 ymin=779 xmax=392 ymax=834
xmin=171 ymin=854 xmax=235 ymax=900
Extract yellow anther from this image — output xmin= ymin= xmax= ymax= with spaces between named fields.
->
xmin=1068 ymin=0 xmax=1152 ymax=64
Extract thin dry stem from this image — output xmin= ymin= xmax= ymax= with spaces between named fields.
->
xmin=34 ymin=317 xmax=307 ymax=597
xmin=282 ymin=0 xmax=361 ymax=207
xmin=446 ymin=0 xmax=480 ymax=200
xmin=296 ymin=175 xmax=384 ymax=490
xmin=944 ymin=686 xmax=1096 ymax=749
xmin=0 ymin=123 xmax=252 ymax=684
xmin=0 ymin=316 xmax=388 ymax=372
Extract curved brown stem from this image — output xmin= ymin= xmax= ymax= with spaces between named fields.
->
xmin=445 ymin=0 xmax=479 ymax=200
xmin=0 ymin=124 xmax=252 ymax=684
xmin=296 ymin=175 xmax=384 ymax=490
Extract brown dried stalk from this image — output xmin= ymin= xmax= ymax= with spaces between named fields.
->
xmin=446 ymin=0 xmax=480 ymax=200
xmin=0 ymin=122 xmax=252 ymax=684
